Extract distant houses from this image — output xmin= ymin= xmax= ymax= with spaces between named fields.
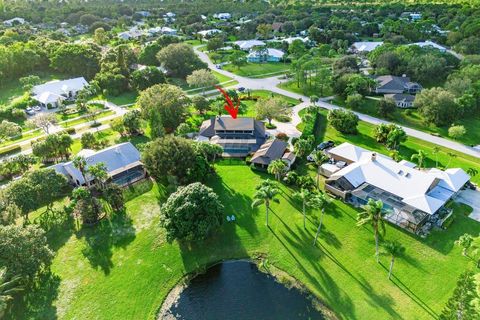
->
xmin=410 ymin=40 xmax=447 ymax=53
xmin=32 ymin=77 xmax=88 ymax=109
xmin=235 ymin=39 xmax=266 ymax=51
xmin=53 ymin=142 xmax=146 ymax=187
xmin=247 ymin=48 xmax=285 ymax=63
xmin=198 ymin=29 xmax=222 ymax=38
xmin=214 ymin=13 xmax=232 ymax=20
xmin=118 ymin=28 xmax=144 ymax=40
xmin=385 ymin=93 xmax=415 ymax=108
xmin=351 ymin=41 xmax=384 ymax=54
xmin=375 ymin=75 xmax=422 ymax=95
xmin=3 ymin=17 xmax=26 ymax=27
xmin=198 ymin=116 xmax=267 ymax=157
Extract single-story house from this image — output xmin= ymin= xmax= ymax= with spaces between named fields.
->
xmin=375 ymin=75 xmax=422 ymax=95
xmin=32 ymin=77 xmax=88 ymax=109
xmin=269 ymin=36 xmax=309 ymax=45
xmin=250 ymin=139 xmax=296 ymax=169
xmin=147 ymin=26 xmax=177 ymax=36
xmin=215 ymin=13 xmax=231 ymax=20
xmin=351 ymin=41 xmax=384 ymax=54
xmin=384 ymin=93 xmax=416 ymax=108
xmin=235 ymin=39 xmax=266 ymax=51
xmin=247 ymin=48 xmax=285 ymax=63
xmin=118 ymin=28 xmax=144 ymax=40
xmin=198 ymin=116 xmax=267 ymax=157
xmin=52 ymin=142 xmax=146 ymax=187
xmin=3 ymin=17 xmax=26 ymax=27
xmin=136 ymin=11 xmax=151 ymax=18
xmin=410 ymin=40 xmax=447 ymax=53
xmin=323 ymin=142 xmax=470 ymax=234
xmin=197 ymin=29 xmax=222 ymax=38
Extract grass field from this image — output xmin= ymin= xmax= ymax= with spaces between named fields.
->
xmin=278 ymin=79 xmax=334 ymax=98
xmin=10 ymin=162 xmax=479 ymax=319
xmin=223 ymin=62 xmax=290 ymax=78
xmin=332 ymin=96 xmax=480 ymax=147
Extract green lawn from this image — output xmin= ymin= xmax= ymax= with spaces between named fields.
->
xmin=332 ymin=96 xmax=480 ymax=147
xmin=100 ymin=92 xmax=139 ymax=106
xmin=278 ymin=79 xmax=333 ymax=98
xmin=223 ymin=62 xmax=290 ymax=78
xmin=10 ymin=162 xmax=479 ymax=319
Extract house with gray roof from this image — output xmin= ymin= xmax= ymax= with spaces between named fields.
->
xmin=384 ymin=93 xmax=416 ymax=108
xmin=375 ymin=75 xmax=422 ymax=95
xmin=198 ymin=116 xmax=267 ymax=157
xmin=250 ymin=139 xmax=296 ymax=168
xmin=52 ymin=142 xmax=145 ymax=187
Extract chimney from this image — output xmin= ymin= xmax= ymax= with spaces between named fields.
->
xmin=371 ymin=153 xmax=377 ymax=161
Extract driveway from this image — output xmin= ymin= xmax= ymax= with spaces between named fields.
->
xmin=456 ymin=189 xmax=480 ymax=222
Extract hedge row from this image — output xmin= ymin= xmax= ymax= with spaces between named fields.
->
xmin=0 ymin=144 xmax=22 ymax=158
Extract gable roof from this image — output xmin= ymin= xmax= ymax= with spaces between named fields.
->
xmin=199 ymin=116 xmax=265 ymax=138
xmin=411 ymin=40 xmax=446 ymax=51
xmin=376 ymin=75 xmax=410 ymax=91
xmin=385 ymin=93 xmax=415 ymax=103
xmin=250 ymin=139 xmax=288 ymax=165
xmin=352 ymin=41 xmax=384 ymax=52
xmin=235 ymin=39 xmax=266 ymax=50
xmin=329 ymin=142 xmax=470 ymax=214
xmin=52 ymin=142 xmax=141 ymax=185
xmin=248 ymin=48 xmax=285 ymax=59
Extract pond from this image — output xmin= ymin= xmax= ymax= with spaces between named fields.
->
xmin=162 ymin=261 xmax=325 ymax=320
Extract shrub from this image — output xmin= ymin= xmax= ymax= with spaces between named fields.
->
xmin=448 ymin=125 xmax=466 ymax=140
xmin=327 ymin=109 xmax=359 ymax=134
xmin=0 ymin=145 xmax=21 ymax=157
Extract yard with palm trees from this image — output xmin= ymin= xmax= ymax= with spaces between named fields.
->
xmin=10 ymin=162 xmax=480 ymax=319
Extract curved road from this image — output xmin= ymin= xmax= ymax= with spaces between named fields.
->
xmin=194 ymin=46 xmax=480 ymax=159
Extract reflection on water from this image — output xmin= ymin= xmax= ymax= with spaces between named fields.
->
xmin=167 ymin=261 xmax=324 ymax=320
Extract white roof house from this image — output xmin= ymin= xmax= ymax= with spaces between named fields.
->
xmin=52 ymin=142 xmax=144 ymax=186
xmin=411 ymin=40 xmax=447 ymax=52
xmin=247 ymin=48 xmax=285 ymax=61
xmin=32 ymin=77 xmax=88 ymax=107
xmin=215 ymin=13 xmax=231 ymax=20
xmin=197 ymin=29 xmax=222 ymax=37
xmin=3 ymin=17 xmax=26 ymax=27
xmin=118 ymin=28 xmax=144 ymax=40
xmin=235 ymin=39 xmax=266 ymax=50
xmin=351 ymin=41 xmax=384 ymax=53
xmin=327 ymin=142 xmax=470 ymax=215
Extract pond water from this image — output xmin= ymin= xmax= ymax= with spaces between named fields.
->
xmin=164 ymin=261 xmax=325 ymax=320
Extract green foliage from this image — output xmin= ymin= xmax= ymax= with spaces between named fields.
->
xmin=255 ymin=97 xmax=289 ymax=125
xmin=440 ymin=271 xmax=480 ymax=320
xmin=160 ymin=182 xmax=224 ymax=242
xmin=50 ymin=43 xmax=101 ymax=79
xmin=448 ymin=125 xmax=467 ymax=140
xmin=327 ymin=109 xmax=359 ymax=134
xmin=130 ymin=66 xmax=166 ymax=91
xmin=32 ymin=133 xmax=73 ymax=163
xmin=156 ymin=43 xmax=207 ymax=78
xmin=415 ymin=88 xmax=459 ymax=127
xmin=373 ymin=123 xmax=407 ymax=150
xmin=102 ymin=183 xmax=125 ymax=212
xmin=80 ymin=132 xmax=98 ymax=150
xmin=122 ymin=110 xmax=142 ymax=135
xmin=0 ymin=225 xmax=53 ymax=281
xmin=71 ymin=187 xmax=103 ymax=224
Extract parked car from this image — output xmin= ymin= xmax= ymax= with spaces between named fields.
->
xmin=306 ymin=151 xmax=316 ymax=162
xmin=25 ymin=107 xmax=35 ymax=115
xmin=317 ymin=140 xmax=335 ymax=151
xmin=238 ymin=87 xmax=246 ymax=92
xmin=33 ymin=105 xmax=42 ymax=112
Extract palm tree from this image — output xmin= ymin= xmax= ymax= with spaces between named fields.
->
xmin=73 ymin=156 xmax=90 ymax=188
xmin=445 ymin=152 xmax=457 ymax=169
xmin=267 ymin=159 xmax=287 ymax=181
xmin=432 ymin=146 xmax=440 ymax=168
xmin=389 ymin=150 xmax=401 ymax=162
xmin=357 ymin=199 xmax=386 ymax=262
xmin=382 ymin=240 xmax=405 ymax=280
xmin=0 ymin=268 xmax=22 ymax=317
xmin=311 ymin=150 xmax=329 ymax=187
xmin=252 ymin=181 xmax=280 ymax=227
xmin=411 ymin=150 xmax=427 ymax=169
xmin=294 ymin=137 xmax=313 ymax=158
xmin=311 ymin=193 xmax=332 ymax=246
xmin=467 ymin=168 xmax=478 ymax=178
xmin=293 ymin=189 xmax=312 ymax=229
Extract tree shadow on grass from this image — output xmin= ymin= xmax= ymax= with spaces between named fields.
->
xmin=76 ymin=210 xmax=136 ymax=275
xmin=9 ymin=271 xmax=60 ymax=320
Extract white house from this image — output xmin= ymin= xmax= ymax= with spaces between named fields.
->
xmin=146 ymin=26 xmax=177 ymax=36
xmin=324 ymin=143 xmax=470 ymax=234
xmin=3 ymin=17 xmax=26 ymax=27
xmin=235 ymin=39 xmax=266 ymax=51
xmin=351 ymin=41 xmax=384 ymax=53
xmin=52 ymin=142 xmax=146 ymax=187
xmin=32 ymin=77 xmax=88 ymax=109
xmin=215 ymin=13 xmax=231 ymax=20
xmin=410 ymin=13 xmax=422 ymax=21
xmin=197 ymin=29 xmax=222 ymax=38
xmin=118 ymin=28 xmax=144 ymax=40
xmin=411 ymin=40 xmax=447 ymax=53
xmin=247 ymin=48 xmax=285 ymax=63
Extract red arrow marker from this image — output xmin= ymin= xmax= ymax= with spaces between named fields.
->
xmin=215 ymin=85 xmax=239 ymax=119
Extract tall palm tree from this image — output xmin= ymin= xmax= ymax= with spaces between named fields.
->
xmin=467 ymin=167 xmax=478 ymax=178
xmin=432 ymin=146 xmax=440 ymax=168
xmin=0 ymin=268 xmax=22 ymax=317
xmin=311 ymin=192 xmax=332 ymax=246
xmin=73 ymin=156 xmax=90 ymax=188
xmin=267 ymin=159 xmax=287 ymax=181
xmin=252 ymin=181 xmax=280 ymax=227
xmin=357 ymin=199 xmax=386 ymax=262
xmin=293 ymin=189 xmax=312 ymax=229
xmin=311 ymin=150 xmax=329 ymax=187
xmin=445 ymin=152 xmax=457 ymax=169
xmin=411 ymin=150 xmax=427 ymax=169
xmin=382 ymin=240 xmax=405 ymax=280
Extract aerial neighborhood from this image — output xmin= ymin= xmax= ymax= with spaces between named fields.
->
xmin=0 ymin=1 xmax=480 ymax=319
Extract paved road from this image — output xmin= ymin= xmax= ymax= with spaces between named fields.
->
xmin=194 ymin=46 xmax=480 ymax=158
